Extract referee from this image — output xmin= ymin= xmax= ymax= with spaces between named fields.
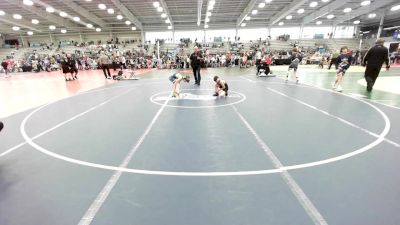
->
xmin=362 ymin=38 xmax=390 ymax=92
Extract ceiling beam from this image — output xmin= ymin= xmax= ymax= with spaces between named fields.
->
xmin=0 ymin=15 xmax=42 ymax=32
xmin=197 ymin=0 xmax=203 ymax=26
xmin=302 ymin=0 xmax=352 ymax=25
xmin=62 ymin=0 xmax=108 ymax=28
xmin=110 ymin=0 xmax=143 ymax=30
xmin=333 ymin=0 xmax=395 ymax=25
xmin=236 ymin=0 xmax=258 ymax=27
xmin=269 ymin=0 xmax=309 ymax=25
xmin=159 ymin=0 xmax=174 ymax=28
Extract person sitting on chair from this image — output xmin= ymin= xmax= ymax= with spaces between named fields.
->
xmin=169 ymin=73 xmax=190 ymax=98
xmin=213 ymin=76 xmax=229 ymax=97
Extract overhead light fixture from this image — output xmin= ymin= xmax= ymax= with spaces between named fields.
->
xmin=85 ymin=0 xmax=92 ymax=1
xmin=168 ymin=25 xmax=172 ymax=30
xmin=321 ymin=0 xmax=330 ymax=2
xmin=157 ymin=7 xmax=163 ymax=12
xmin=208 ymin=5 xmax=213 ymax=10
xmin=23 ymin=0 xmax=34 ymax=6
xmin=205 ymin=17 xmax=210 ymax=22
xmin=12 ymin=26 xmax=20 ymax=31
xmin=98 ymin=4 xmax=106 ymax=10
xmin=259 ymin=2 xmax=266 ymax=8
xmin=46 ymin=7 xmax=55 ymax=13
xmin=27 ymin=31 xmax=33 ymax=35
xmin=279 ymin=21 xmax=284 ymax=26
xmin=73 ymin=17 xmax=80 ymax=22
xmin=286 ymin=15 xmax=292 ymax=20
xmin=353 ymin=20 xmax=361 ymax=24
xmin=153 ymin=2 xmax=160 ymax=8
xmin=241 ymin=23 xmax=246 ymax=27
xmin=31 ymin=19 xmax=39 ymax=24
xmin=245 ymin=16 xmax=251 ymax=21
xmin=49 ymin=25 xmax=56 ymax=30
xmin=96 ymin=28 xmax=101 ymax=32
xmin=116 ymin=15 xmax=123 ymax=20
xmin=368 ymin=13 xmax=376 ymax=18
xmin=107 ymin=8 xmax=114 ymax=14
xmin=265 ymin=0 xmax=272 ymax=3
xmin=59 ymin=12 xmax=68 ymax=17
xmin=86 ymin=24 xmax=93 ymax=28
xmin=161 ymin=13 xmax=167 ymax=18
xmin=343 ymin=8 xmax=352 ymax=13
xmin=297 ymin=9 xmax=305 ymax=14
xmin=125 ymin=21 xmax=131 ymax=25
xmin=165 ymin=19 xmax=170 ymax=23
xmin=209 ymin=0 xmax=215 ymax=6
xmin=13 ymin=14 xmax=22 ymax=19
xmin=360 ymin=1 xmax=371 ymax=6
xmin=61 ymin=29 xmax=67 ymax=34
xmin=327 ymin=14 xmax=335 ymax=19
xmin=131 ymin=26 xmax=137 ymax=30
xmin=251 ymin=9 xmax=258 ymax=15
xmin=207 ymin=11 xmax=212 ymax=16
xmin=391 ymin=5 xmax=400 ymax=11
xmin=316 ymin=21 xmax=322 ymax=25
xmin=309 ymin=1 xmax=318 ymax=7
xmin=204 ymin=24 xmax=209 ymax=29
xmin=0 ymin=10 xmax=5 ymax=16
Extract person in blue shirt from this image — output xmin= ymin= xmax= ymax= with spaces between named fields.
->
xmin=333 ymin=47 xmax=353 ymax=92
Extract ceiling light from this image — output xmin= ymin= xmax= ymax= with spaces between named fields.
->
xmin=59 ymin=12 xmax=68 ymax=17
xmin=12 ymin=26 xmax=20 ymax=31
xmin=157 ymin=7 xmax=163 ymax=12
xmin=265 ymin=0 xmax=272 ymax=3
xmin=31 ymin=19 xmax=39 ymax=24
xmin=116 ymin=15 xmax=123 ymax=20
xmin=85 ymin=0 xmax=92 ymax=1
xmin=353 ymin=20 xmax=361 ymax=24
xmin=46 ymin=7 xmax=55 ymax=13
xmin=316 ymin=21 xmax=322 ymax=25
xmin=208 ymin=5 xmax=213 ymax=10
xmin=23 ymin=0 xmax=34 ymax=6
xmin=327 ymin=14 xmax=335 ymax=19
xmin=321 ymin=0 xmax=330 ymax=2
xmin=245 ymin=16 xmax=251 ymax=21
xmin=368 ymin=13 xmax=376 ymax=18
xmin=27 ymin=31 xmax=33 ymax=35
xmin=153 ymin=2 xmax=160 ymax=8
xmin=107 ymin=8 xmax=114 ymax=14
xmin=209 ymin=0 xmax=215 ymax=6
xmin=86 ymin=24 xmax=93 ymax=28
xmin=310 ymin=1 xmax=318 ymax=7
xmin=279 ymin=21 xmax=284 ymax=26
xmin=205 ymin=17 xmax=210 ymax=22
xmin=360 ymin=1 xmax=371 ymax=6
xmin=165 ymin=19 xmax=170 ymax=23
xmin=168 ymin=25 xmax=172 ymax=30
xmin=125 ymin=21 xmax=131 ymax=25
xmin=13 ymin=14 xmax=22 ymax=19
xmin=204 ymin=24 xmax=209 ymax=29
xmin=98 ymin=4 xmax=106 ymax=10
xmin=259 ymin=2 xmax=266 ymax=8
xmin=96 ymin=28 xmax=101 ymax=32
xmin=61 ymin=29 xmax=67 ymax=34
xmin=251 ymin=9 xmax=258 ymax=14
xmin=286 ymin=15 xmax=292 ymax=20
xmin=391 ymin=5 xmax=400 ymax=11
xmin=297 ymin=9 xmax=305 ymax=14
xmin=161 ymin=13 xmax=167 ymax=18
xmin=241 ymin=23 xmax=246 ymax=27
xmin=0 ymin=10 xmax=5 ymax=16
xmin=131 ymin=26 xmax=137 ymax=30
xmin=207 ymin=11 xmax=212 ymax=16
xmin=49 ymin=25 xmax=56 ymax=30
xmin=73 ymin=17 xmax=80 ymax=21
xmin=343 ymin=8 xmax=352 ymax=13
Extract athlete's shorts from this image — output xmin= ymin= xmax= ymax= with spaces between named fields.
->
xmin=289 ymin=64 xmax=298 ymax=72
xmin=337 ymin=67 xmax=348 ymax=75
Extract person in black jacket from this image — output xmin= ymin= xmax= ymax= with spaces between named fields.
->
xmin=190 ymin=46 xmax=203 ymax=85
xmin=363 ymin=38 xmax=390 ymax=92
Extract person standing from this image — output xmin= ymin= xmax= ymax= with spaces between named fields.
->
xmin=98 ymin=52 xmax=111 ymax=79
xmin=190 ymin=46 xmax=203 ymax=85
xmin=1 ymin=59 xmax=9 ymax=78
xmin=362 ymin=38 xmax=390 ymax=92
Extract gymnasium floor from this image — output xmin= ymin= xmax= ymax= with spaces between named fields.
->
xmin=0 ymin=65 xmax=400 ymax=225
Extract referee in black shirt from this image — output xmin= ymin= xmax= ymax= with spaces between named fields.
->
xmin=363 ymin=38 xmax=390 ymax=92
xmin=190 ymin=46 xmax=203 ymax=85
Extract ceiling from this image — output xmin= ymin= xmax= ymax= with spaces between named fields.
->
xmin=0 ymin=0 xmax=399 ymax=36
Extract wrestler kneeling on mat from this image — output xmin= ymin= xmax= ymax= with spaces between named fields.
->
xmin=213 ymin=76 xmax=229 ymax=97
xmin=169 ymin=73 xmax=190 ymax=98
